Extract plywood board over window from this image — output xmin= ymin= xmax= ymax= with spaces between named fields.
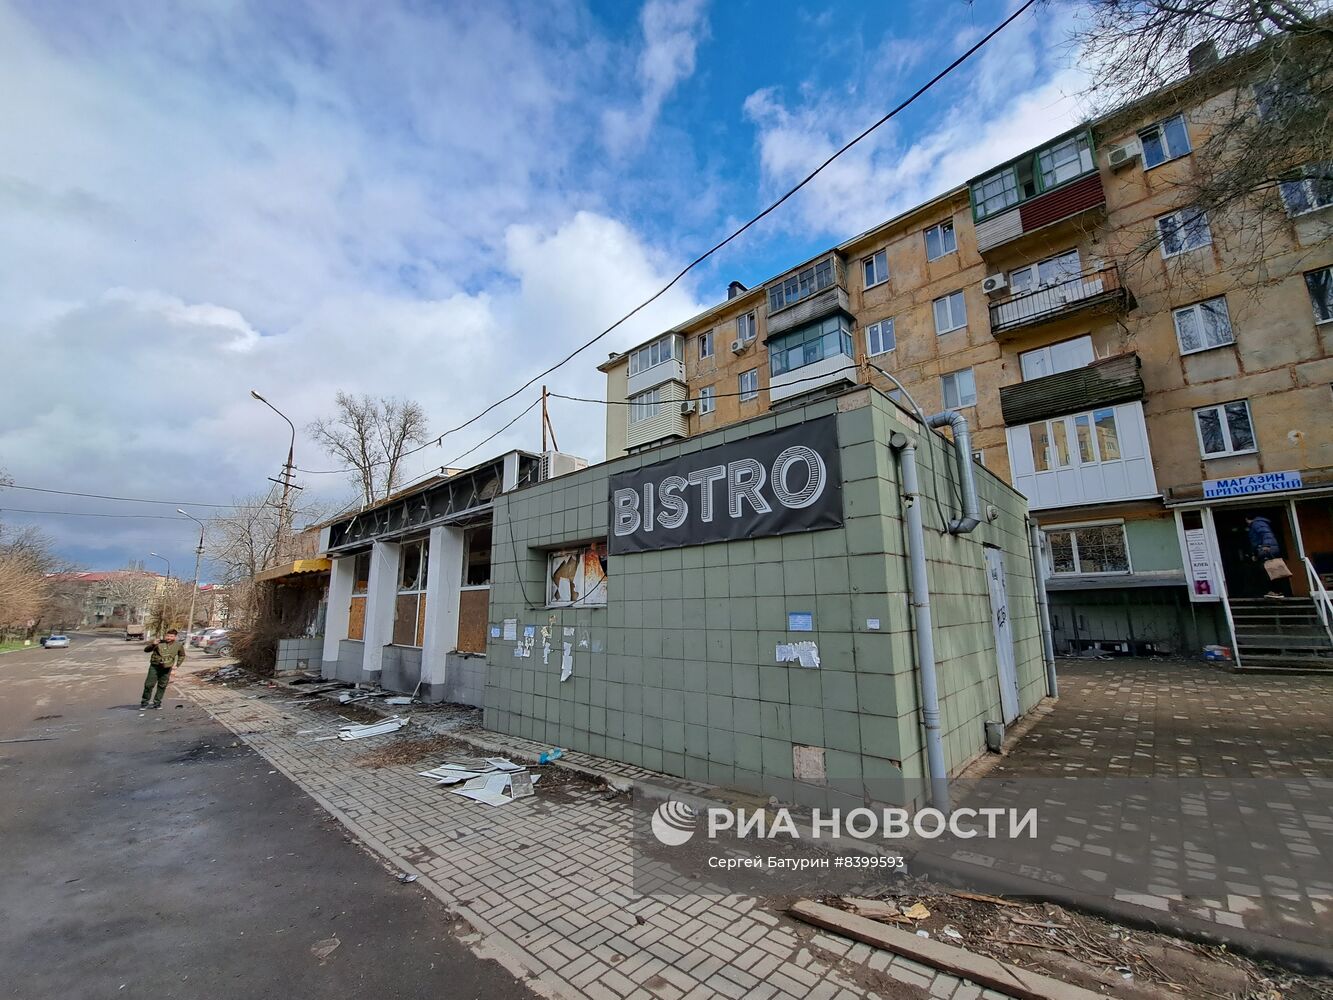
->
xmin=348 ymin=551 xmax=371 ymax=640
xmin=458 ymin=589 xmax=489 ymax=653
xmin=393 ymin=537 xmax=429 ymax=647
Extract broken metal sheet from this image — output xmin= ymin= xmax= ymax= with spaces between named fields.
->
xmin=384 ymin=696 xmax=413 ymax=706
xmin=509 ymin=771 xmax=535 ymax=799
xmin=337 ymin=716 xmax=410 ymax=741
xmin=484 ymin=757 xmax=524 ymax=772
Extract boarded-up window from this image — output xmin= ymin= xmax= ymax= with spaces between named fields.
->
xmin=347 ymin=552 xmax=371 ymax=640
xmin=458 ymin=589 xmax=489 ymax=653
xmin=392 ymin=538 xmax=428 ymax=647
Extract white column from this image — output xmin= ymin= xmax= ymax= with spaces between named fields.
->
xmin=362 ymin=540 xmax=401 ymax=679
xmin=323 ymin=555 xmax=355 ymax=669
xmin=502 ymin=451 xmax=521 ymax=493
xmin=421 ymin=525 xmax=465 ymax=693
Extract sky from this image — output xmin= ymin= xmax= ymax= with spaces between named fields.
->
xmin=0 ymin=0 xmax=1091 ymax=578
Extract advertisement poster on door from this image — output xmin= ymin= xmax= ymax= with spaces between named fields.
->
xmin=1184 ymin=527 xmax=1217 ymax=598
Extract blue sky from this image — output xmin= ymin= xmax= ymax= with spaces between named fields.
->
xmin=0 ymin=0 xmax=1087 ymax=575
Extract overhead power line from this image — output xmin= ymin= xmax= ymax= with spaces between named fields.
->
xmin=292 ymin=0 xmax=1036 ymax=477
xmin=0 ymin=484 xmax=270 ymax=510
xmin=0 ymin=507 xmax=186 ymax=520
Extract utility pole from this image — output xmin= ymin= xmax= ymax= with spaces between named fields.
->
xmin=177 ymin=509 xmax=205 ymax=634
xmin=250 ymin=390 xmax=301 ymax=555
xmin=148 ymin=552 xmax=171 ymax=581
xmin=541 ymin=385 xmax=559 ymax=452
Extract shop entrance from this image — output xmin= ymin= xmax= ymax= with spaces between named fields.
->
xmin=1294 ymin=497 xmax=1333 ymax=591
xmin=1211 ymin=503 xmax=1306 ymax=598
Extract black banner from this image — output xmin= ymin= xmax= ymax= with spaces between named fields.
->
xmin=608 ymin=415 xmax=843 ymax=555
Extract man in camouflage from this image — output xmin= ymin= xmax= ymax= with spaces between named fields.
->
xmin=141 ymin=629 xmax=185 ymax=709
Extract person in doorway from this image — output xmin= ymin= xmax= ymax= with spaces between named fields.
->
xmin=141 ymin=629 xmax=185 ymax=709
xmin=1245 ymin=514 xmax=1291 ymax=599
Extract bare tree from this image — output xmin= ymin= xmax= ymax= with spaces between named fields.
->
xmin=0 ymin=522 xmax=56 ymax=634
xmin=1074 ymin=1 xmax=1332 ymax=271
xmin=95 ymin=571 xmax=162 ymax=627
xmin=308 ymin=393 xmax=429 ymax=507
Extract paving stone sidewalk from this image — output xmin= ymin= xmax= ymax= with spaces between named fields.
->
xmin=186 ymin=679 xmax=1004 ymax=1000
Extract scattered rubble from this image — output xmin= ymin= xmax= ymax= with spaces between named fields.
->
xmin=337 ymin=716 xmax=410 ymax=741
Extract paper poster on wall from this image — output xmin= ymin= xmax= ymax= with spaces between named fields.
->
xmin=1184 ymin=528 xmax=1216 ymax=597
xmin=787 ymin=611 xmax=813 ymax=632
xmin=502 ymin=619 xmax=517 ymax=641
xmin=489 ymin=624 xmax=501 ymax=639
xmin=547 ymin=542 xmax=608 ymax=607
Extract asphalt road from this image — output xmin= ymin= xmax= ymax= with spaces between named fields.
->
xmin=0 ymin=634 xmax=532 ymax=1000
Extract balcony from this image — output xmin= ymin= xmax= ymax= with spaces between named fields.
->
xmin=765 ymin=255 xmax=850 ymax=338
xmin=999 ymin=352 xmax=1145 ymax=427
xmin=988 ymin=265 xmax=1130 ymax=337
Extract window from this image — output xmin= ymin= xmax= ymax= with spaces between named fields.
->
xmin=1280 ymin=162 xmax=1333 ymax=216
xmin=348 ymin=552 xmax=371 ymax=641
xmin=924 ymin=220 xmax=956 ymax=261
xmin=941 ymin=368 xmax=977 ymax=408
xmin=971 ymin=450 xmax=985 ymax=467
xmin=1009 ymin=249 xmax=1081 ymax=295
xmin=1140 ymin=114 xmax=1191 ymax=168
xmin=547 ymin=543 xmax=608 ymax=608
xmin=768 ymin=315 xmax=854 ymax=376
xmin=1195 ymin=400 xmax=1256 ymax=457
xmin=972 ymin=166 xmax=1020 ymax=220
xmin=698 ymin=330 xmax=714 ymax=359
xmin=769 ymin=257 xmax=838 ymax=311
xmin=393 ymin=537 xmax=429 ymax=647
xmin=627 ymin=335 xmax=680 ymax=375
xmin=463 ymin=526 xmax=491 ymax=587
xmin=1045 ymin=523 xmax=1130 ymax=575
xmin=736 ymin=311 xmax=757 ymax=342
xmin=933 ymin=290 xmax=967 ymax=334
xmin=1020 ymin=335 xmax=1093 ymax=380
xmin=1173 ymin=297 xmax=1234 ymax=354
xmin=1307 ymin=266 xmax=1333 ymax=323
xmin=1037 ymin=133 xmax=1095 ymax=188
xmin=629 ymin=387 xmax=661 ymax=424
xmin=862 ymin=250 xmax=888 ymax=289
xmin=698 ymin=385 xmax=715 ymax=414
xmin=1156 ymin=207 xmax=1212 ymax=257
xmin=865 ymin=318 xmax=895 ymax=357
xmin=738 ymin=368 xmax=759 ymax=401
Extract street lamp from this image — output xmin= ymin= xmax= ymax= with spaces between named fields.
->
xmin=250 ymin=389 xmax=298 ymax=543
xmin=148 ymin=552 xmax=171 ymax=580
xmin=178 ymin=509 xmax=205 ymax=635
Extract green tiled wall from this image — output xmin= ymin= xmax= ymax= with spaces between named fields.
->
xmin=484 ymin=388 xmax=1046 ymax=807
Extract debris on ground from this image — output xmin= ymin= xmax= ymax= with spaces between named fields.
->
xmin=417 ymin=757 xmax=540 ymax=806
xmin=352 ymin=734 xmax=468 ymax=769
xmin=396 ymin=872 xmax=418 ymax=884
xmin=338 ymin=690 xmax=374 ymax=704
xmin=337 ymin=716 xmax=410 ymax=741
xmin=538 ymin=747 xmax=564 ymax=764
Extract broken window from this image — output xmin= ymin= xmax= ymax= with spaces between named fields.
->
xmin=348 ymin=551 xmax=370 ymax=641
xmin=393 ymin=537 xmax=428 ymax=646
xmin=464 ymin=526 xmax=492 ymax=587
xmin=546 ymin=543 xmax=608 ymax=608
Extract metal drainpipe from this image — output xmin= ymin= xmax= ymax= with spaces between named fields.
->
xmin=1028 ymin=520 xmax=1058 ymax=698
xmin=925 ymin=410 xmax=981 ymax=535
xmin=890 ymin=431 xmax=951 ymax=812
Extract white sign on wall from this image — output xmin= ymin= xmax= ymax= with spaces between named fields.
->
xmin=1183 ymin=528 xmax=1216 ymax=598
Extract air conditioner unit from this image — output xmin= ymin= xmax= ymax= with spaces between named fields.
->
xmin=540 ymin=451 xmax=589 ymax=481
xmin=1107 ymin=140 xmax=1141 ymax=171
xmin=730 ymin=338 xmax=746 ymax=354
xmin=982 ymin=273 xmax=1008 ymax=296
xmin=680 ymin=400 xmax=696 ymax=415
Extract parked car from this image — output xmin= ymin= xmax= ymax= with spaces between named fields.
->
xmin=44 ymin=635 xmax=70 ymax=649
xmin=189 ymin=628 xmax=224 ymax=647
xmin=124 ymin=622 xmax=146 ymax=641
xmin=200 ymin=630 xmax=232 ymax=655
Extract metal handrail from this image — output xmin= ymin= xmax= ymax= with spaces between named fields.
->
xmin=1213 ymin=558 xmax=1243 ymax=669
xmin=1302 ymin=556 xmax=1333 ymax=646
xmin=989 ymin=263 xmax=1124 ymax=334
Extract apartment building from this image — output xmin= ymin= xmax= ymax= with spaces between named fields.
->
xmin=600 ymin=50 xmax=1333 ymax=667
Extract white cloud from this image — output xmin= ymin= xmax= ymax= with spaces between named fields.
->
xmin=602 ymin=0 xmax=710 ymax=154
xmin=0 ymin=1 xmax=707 ymax=572
xmin=741 ymin=6 xmax=1092 ymax=237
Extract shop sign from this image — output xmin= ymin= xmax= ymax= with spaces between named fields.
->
xmin=609 ymin=416 xmax=843 ymax=555
xmin=1202 ymin=470 xmax=1302 ymax=499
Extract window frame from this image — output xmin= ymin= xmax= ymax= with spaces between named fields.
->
xmin=1193 ymin=399 xmax=1257 ymax=458
xmin=1044 ymin=521 xmax=1132 ymax=576
xmin=1280 ymin=162 xmax=1333 ymax=217
xmin=933 ymin=289 xmax=967 ymax=335
xmin=628 ymin=387 xmax=662 ymax=424
xmin=1139 ymin=114 xmax=1192 ymax=169
xmin=698 ymin=385 xmax=716 ymax=414
xmin=940 ymin=367 xmax=977 ymax=408
xmin=924 ymin=220 xmax=957 ymax=261
xmin=1019 ymin=334 xmax=1094 ymax=381
xmin=1156 ymin=207 xmax=1212 ymax=258
xmin=770 ymin=257 xmax=839 ymax=312
xmin=768 ymin=315 xmax=854 ymax=377
xmin=862 ymin=250 xmax=889 ymax=289
xmin=1172 ymin=296 xmax=1235 ymax=355
xmin=698 ymin=329 xmax=714 ymax=359
xmin=736 ymin=311 xmax=757 ymax=343
xmin=626 ymin=334 xmax=681 ymax=376
xmin=393 ymin=536 xmax=429 ymax=648
xmin=738 ymin=368 xmax=759 ymax=402
xmin=865 ymin=317 xmax=895 ymax=357
xmin=1306 ymin=266 xmax=1333 ymax=324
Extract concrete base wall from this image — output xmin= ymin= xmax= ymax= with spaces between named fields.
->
xmin=1049 ymin=587 xmax=1226 ymax=656
xmin=324 ymin=639 xmax=365 ymax=683
xmin=422 ymin=653 xmax=485 ymax=707
xmin=380 ymin=645 xmax=423 ymax=695
xmin=276 ymin=637 xmax=324 ymax=676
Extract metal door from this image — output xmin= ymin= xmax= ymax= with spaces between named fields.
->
xmin=984 ymin=546 xmax=1021 ymax=724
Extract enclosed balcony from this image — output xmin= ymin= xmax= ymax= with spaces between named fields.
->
xmin=988 ymin=264 xmax=1130 ymax=337
xmin=764 ymin=254 xmax=850 ymax=337
xmin=999 ymin=352 xmax=1145 ymax=427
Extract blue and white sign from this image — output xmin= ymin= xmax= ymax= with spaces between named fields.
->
xmin=787 ymin=611 xmax=813 ymax=632
xmin=1203 ymin=470 xmax=1303 ymax=499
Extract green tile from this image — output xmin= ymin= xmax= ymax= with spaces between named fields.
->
xmin=761 ymin=738 xmax=794 ymax=779
xmin=733 ymin=698 xmax=761 ymax=735
xmin=821 ymin=670 xmax=858 ymax=712
xmin=823 ymin=709 xmax=862 ymax=752
xmin=790 ymin=704 xmax=823 ymax=745
xmin=788 ymin=667 xmax=821 ymax=707
xmin=760 ymin=702 xmax=791 ymax=740
xmin=758 ymin=665 xmax=789 ymax=703
xmin=732 ymin=664 xmax=759 ymax=699
xmin=734 ymin=733 xmax=762 ymax=772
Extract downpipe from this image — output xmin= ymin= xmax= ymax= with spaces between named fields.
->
xmin=890 ymin=431 xmax=951 ymax=813
xmin=1028 ymin=520 xmax=1058 ymax=698
xmin=926 ymin=410 xmax=981 ymax=535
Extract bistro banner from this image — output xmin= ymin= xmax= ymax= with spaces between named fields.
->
xmin=608 ymin=415 xmax=843 ymax=555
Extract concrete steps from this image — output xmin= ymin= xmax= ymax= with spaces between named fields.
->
xmin=1227 ymin=598 xmax=1333 ymax=671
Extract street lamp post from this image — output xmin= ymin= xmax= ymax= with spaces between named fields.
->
xmin=148 ymin=552 xmax=171 ymax=580
xmin=250 ymin=389 xmax=298 ymax=548
xmin=177 ymin=509 xmax=205 ymax=635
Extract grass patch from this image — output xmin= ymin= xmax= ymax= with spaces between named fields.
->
xmin=0 ymin=639 xmax=34 ymax=654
